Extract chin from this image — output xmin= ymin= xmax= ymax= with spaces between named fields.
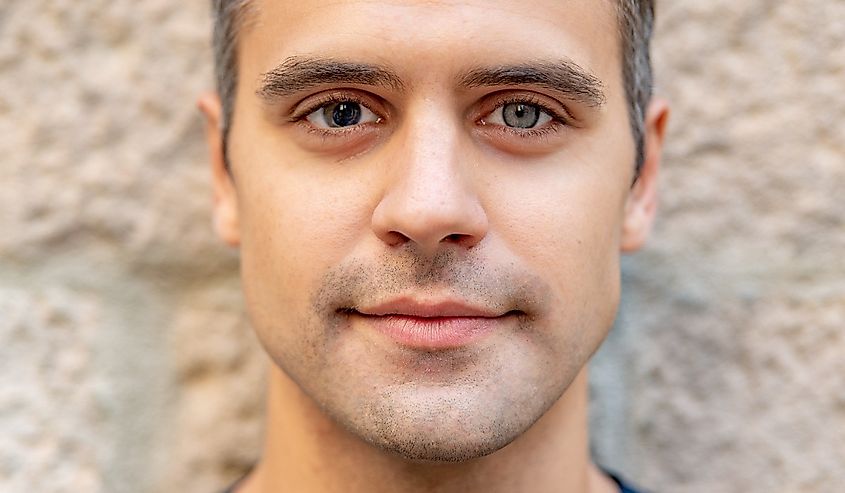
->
xmin=328 ymin=378 xmax=563 ymax=464
xmin=381 ymin=437 xmax=512 ymax=463
xmin=361 ymin=418 xmax=522 ymax=463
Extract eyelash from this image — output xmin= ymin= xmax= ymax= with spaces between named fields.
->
xmin=290 ymin=92 xmax=384 ymax=138
xmin=480 ymin=94 xmax=571 ymax=138
xmin=289 ymin=92 xmax=571 ymax=139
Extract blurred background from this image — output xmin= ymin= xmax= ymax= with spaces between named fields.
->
xmin=1 ymin=1 xmax=843 ymax=492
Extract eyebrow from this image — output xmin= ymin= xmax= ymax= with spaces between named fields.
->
xmin=459 ymin=61 xmax=607 ymax=107
xmin=256 ymin=56 xmax=606 ymax=108
xmin=256 ymin=56 xmax=405 ymax=101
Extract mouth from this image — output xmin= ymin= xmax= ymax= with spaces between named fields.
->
xmin=340 ymin=298 xmax=523 ymax=350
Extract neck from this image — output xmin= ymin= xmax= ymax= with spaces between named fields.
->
xmin=241 ymin=365 xmax=615 ymax=493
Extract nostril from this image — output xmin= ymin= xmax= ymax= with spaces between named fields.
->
xmin=442 ymin=233 xmax=479 ymax=247
xmin=385 ymin=230 xmax=411 ymax=246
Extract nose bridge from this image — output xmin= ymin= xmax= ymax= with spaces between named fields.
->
xmin=401 ymin=103 xmax=463 ymax=199
xmin=372 ymin=99 xmax=488 ymax=252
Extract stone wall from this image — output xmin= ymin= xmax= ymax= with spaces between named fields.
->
xmin=1 ymin=1 xmax=842 ymax=492
xmin=591 ymin=1 xmax=845 ymax=491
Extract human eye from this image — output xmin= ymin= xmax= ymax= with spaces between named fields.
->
xmin=484 ymin=102 xmax=554 ymax=129
xmin=477 ymin=94 xmax=571 ymax=136
xmin=473 ymin=93 xmax=574 ymax=154
xmin=298 ymin=95 xmax=382 ymax=130
xmin=286 ymin=91 xmax=389 ymax=155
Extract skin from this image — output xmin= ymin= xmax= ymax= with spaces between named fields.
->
xmin=199 ymin=0 xmax=669 ymax=491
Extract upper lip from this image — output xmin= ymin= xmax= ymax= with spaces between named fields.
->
xmin=354 ymin=297 xmax=507 ymax=318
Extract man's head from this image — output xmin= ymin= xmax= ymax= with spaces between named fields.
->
xmin=200 ymin=0 xmax=667 ymax=462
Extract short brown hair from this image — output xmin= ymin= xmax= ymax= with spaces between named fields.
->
xmin=211 ymin=0 xmax=655 ymax=170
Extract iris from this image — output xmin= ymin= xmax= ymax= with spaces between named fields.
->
xmin=502 ymin=103 xmax=540 ymax=128
xmin=325 ymin=102 xmax=362 ymax=128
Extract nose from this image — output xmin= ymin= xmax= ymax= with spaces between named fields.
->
xmin=371 ymin=110 xmax=488 ymax=254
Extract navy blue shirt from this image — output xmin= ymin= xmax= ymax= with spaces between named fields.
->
xmin=606 ymin=470 xmax=646 ymax=493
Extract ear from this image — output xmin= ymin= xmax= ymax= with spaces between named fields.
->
xmin=198 ymin=92 xmax=241 ymax=247
xmin=621 ymin=98 xmax=670 ymax=253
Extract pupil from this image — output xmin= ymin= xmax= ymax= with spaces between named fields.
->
xmin=503 ymin=103 xmax=540 ymax=128
xmin=327 ymin=102 xmax=362 ymax=127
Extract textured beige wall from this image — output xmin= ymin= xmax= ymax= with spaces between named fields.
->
xmin=1 ymin=1 xmax=843 ymax=492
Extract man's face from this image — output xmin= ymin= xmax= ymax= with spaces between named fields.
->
xmin=206 ymin=0 xmax=659 ymax=461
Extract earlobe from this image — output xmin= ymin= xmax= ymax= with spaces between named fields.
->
xmin=197 ymin=92 xmax=241 ymax=247
xmin=621 ymin=98 xmax=670 ymax=253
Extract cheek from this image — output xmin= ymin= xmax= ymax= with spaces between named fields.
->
xmin=487 ymin=167 xmax=625 ymax=340
xmin=234 ymin=162 xmax=374 ymax=339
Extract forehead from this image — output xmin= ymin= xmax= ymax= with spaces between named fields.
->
xmin=237 ymin=0 xmax=622 ymax=92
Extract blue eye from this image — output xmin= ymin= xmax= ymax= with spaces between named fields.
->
xmin=306 ymin=100 xmax=380 ymax=129
xmin=327 ymin=102 xmax=361 ymax=127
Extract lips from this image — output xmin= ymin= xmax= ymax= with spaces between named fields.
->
xmin=346 ymin=298 xmax=517 ymax=350
xmin=357 ymin=299 xmax=506 ymax=318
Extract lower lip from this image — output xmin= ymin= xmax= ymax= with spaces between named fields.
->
xmin=354 ymin=314 xmax=505 ymax=350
